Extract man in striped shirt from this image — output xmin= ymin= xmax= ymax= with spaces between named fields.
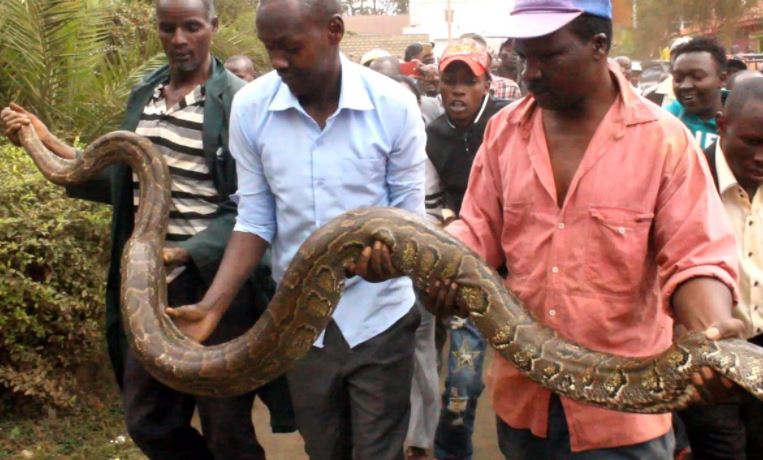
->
xmin=1 ymin=0 xmax=293 ymax=458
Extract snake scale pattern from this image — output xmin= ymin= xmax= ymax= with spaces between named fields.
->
xmin=18 ymin=127 xmax=763 ymax=413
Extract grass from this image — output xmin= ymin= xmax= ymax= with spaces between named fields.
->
xmin=0 ymin=362 xmax=145 ymax=460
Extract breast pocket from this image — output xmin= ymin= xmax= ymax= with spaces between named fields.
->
xmin=341 ymin=157 xmax=386 ymax=197
xmin=585 ymin=208 xmax=654 ymax=296
xmin=502 ymin=202 xmax=534 ymax=279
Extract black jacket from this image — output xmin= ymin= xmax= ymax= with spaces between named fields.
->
xmin=426 ymin=97 xmax=509 ymax=215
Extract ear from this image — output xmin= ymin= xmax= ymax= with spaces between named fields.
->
xmin=327 ymin=15 xmax=344 ymax=45
xmin=719 ymin=70 xmax=728 ymax=87
xmin=210 ymin=16 xmax=219 ymax=32
xmin=483 ymin=76 xmax=491 ymax=93
xmin=591 ymin=33 xmax=609 ymax=61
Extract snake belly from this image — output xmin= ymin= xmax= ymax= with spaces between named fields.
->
xmin=17 ymin=127 xmax=763 ymax=413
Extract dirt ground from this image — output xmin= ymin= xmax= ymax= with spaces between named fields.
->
xmin=250 ymin=348 xmax=503 ymax=460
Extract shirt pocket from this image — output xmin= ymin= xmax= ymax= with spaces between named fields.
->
xmin=585 ymin=207 xmax=654 ymax=296
xmin=502 ymin=202 xmax=534 ymax=279
xmin=340 ymin=157 xmax=386 ymax=197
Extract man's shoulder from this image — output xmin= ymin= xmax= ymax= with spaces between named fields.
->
xmin=638 ymin=96 xmax=692 ymax=134
xmin=663 ymin=99 xmax=683 ymax=117
xmin=231 ymin=71 xmax=283 ymax=111
xmin=351 ymin=63 xmax=419 ymax=110
xmin=426 ymin=113 xmax=453 ymax=136
xmin=485 ymin=96 xmax=528 ymax=126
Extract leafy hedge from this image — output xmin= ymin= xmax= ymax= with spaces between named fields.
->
xmin=0 ymin=141 xmax=111 ymax=409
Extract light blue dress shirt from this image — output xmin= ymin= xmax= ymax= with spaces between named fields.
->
xmin=229 ymin=54 xmax=426 ymax=348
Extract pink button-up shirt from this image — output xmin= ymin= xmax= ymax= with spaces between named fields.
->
xmin=448 ymin=67 xmax=738 ymax=452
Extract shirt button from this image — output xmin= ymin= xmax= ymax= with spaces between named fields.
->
xmin=755 ymin=281 xmax=760 ymax=287
xmin=618 ymin=227 xmax=626 ymax=234
xmin=749 ymin=252 xmax=754 ymax=258
xmin=549 ymin=309 xmax=557 ymax=317
xmin=557 ymin=223 xmax=565 ymax=230
xmin=551 ymin=266 xmax=560 ymax=274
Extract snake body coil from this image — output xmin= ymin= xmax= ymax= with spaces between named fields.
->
xmin=18 ymin=128 xmax=763 ymax=413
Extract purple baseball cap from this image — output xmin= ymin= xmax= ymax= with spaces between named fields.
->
xmin=505 ymin=0 xmax=612 ymax=38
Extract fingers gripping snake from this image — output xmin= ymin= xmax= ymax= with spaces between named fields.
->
xmin=18 ymin=127 xmax=763 ymax=413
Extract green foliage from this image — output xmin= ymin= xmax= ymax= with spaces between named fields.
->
xmin=213 ymin=5 xmax=270 ymax=72
xmin=0 ymin=365 xmax=144 ymax=459
xmin=0 ymin=141 xmax=110 ymax=409
xmin=631 ymin=0 xmax=748 ymax=58
xmin=0 ymin=0 xmax=166 ymax=142
xmin=0 ymin=0 xmax=269 ymax=143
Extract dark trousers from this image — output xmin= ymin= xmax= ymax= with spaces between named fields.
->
xmin=496 ymin=395 xmax=675 ymax=460
xmin=678 ymin=335 xmax=763 ymax=460
xmin=123 ymin=268 xmax=265 ymax=460
xmin=679 ymin=402 xmax=746 ymax=460
xmin=287 ymin=306 xmax=420 ymax=460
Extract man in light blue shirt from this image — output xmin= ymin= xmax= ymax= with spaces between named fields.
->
xmin=166 ymin=0 xmax=426 ymax=458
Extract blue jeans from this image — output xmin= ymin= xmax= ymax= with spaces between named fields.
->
xmin=434 ymin=318 xmax=486 ymax=460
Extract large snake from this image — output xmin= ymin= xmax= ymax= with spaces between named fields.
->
xmin=17 ymin=127 xmax=763 ymax=413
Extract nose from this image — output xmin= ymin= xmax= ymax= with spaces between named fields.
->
xmin=171 ymin=28 xmax=187 ymax=47
xmin=679 ymin=78 xmax=694 ymax=90
xmin=522 ymin=57 xmax=540 ymax=82
xmin=269 ymin=51 xmax=288 ymax=72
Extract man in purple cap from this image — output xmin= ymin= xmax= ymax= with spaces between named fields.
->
xmin=353 ymin=0 xmax=744 ymax=458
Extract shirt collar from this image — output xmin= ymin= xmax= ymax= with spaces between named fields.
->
xmin=508 ymin=61 xmax=658 ymax=134
xmin=269 ymin=54 xmax=374 ymax=112
xmin=715 ymin=141 xmax=740 ymax=196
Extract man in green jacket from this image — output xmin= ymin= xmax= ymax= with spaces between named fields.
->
xmin=1 ymin=0 xmax=293 ymax=458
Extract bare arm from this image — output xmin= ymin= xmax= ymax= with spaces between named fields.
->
xmin=672 ymin=277 xmax=746 ymax=403
xmin=1 ymin=103 xmax=77 ymax=159
xmin=165 ymin=231 xmax=269 ymax=342
xmin=673 ymin=277 xmax=741 ymax=335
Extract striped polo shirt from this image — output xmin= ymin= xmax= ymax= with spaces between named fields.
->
xmin=133 ymin=82 xmax=221 ymax=243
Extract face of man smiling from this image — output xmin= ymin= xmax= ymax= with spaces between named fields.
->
xmin=672 ymin=51 xmax=725 ymax=120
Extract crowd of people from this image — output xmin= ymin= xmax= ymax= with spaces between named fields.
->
xmin=2 ymin=0 xmax=763 ymax=459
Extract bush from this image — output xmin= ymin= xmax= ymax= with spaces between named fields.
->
xmin=0 ymin=141 xmax=111 ymax=410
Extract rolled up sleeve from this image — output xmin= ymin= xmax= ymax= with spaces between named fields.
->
xmin=229 ymin=98 xmax=277 ymax=244
xmin=446 ymin=118 xmax=506 ymax=270
xmin=653 ymin=128 xmax=739 ymax=307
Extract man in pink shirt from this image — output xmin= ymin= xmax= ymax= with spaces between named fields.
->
xmin=353 ymin=0 xmax=745 ymax=458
